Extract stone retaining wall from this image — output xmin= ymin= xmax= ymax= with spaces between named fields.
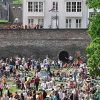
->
xmin=0 ymin=29 xmax=90 ymax=60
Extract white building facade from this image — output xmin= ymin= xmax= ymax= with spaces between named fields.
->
xmin=23 ymin=0 xmax=88 ymax=29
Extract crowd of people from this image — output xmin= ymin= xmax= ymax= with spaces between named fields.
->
xmin=0 ymin=54 xmax=99 ymax=100
xmin=0 ymin=24 xmax=43 ymax=30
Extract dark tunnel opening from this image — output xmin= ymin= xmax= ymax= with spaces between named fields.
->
xmin=59 ymin=51 xmax=69 ymax=63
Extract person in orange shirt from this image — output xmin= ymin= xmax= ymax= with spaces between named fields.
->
xmin=38 ymin=91 xmax=43 ymax=100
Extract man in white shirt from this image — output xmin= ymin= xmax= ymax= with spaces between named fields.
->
xmin=58 ymin=90 xmax=64 ymax=100
xmin=41 ymin=81 xmax=47 ymax=90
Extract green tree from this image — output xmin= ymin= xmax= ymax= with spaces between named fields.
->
xmin=87 ymin=0 xmax=100 ymax=77
xmin=87 ymin=0 xmax=100 ymax=8
xmin=12 ymin=0 xmax=22 ymax=4
xmin=88 ymin=13 xmax=100 ymax=39
xmin=87 ymin=38 xmax=100 ymax=76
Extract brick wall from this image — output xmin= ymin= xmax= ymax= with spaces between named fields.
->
xmin=0 ymin=29 xmax=91 ymax=59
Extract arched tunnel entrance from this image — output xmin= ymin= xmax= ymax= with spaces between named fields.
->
xmin=59 ymin=51 xmax=69 ymax=63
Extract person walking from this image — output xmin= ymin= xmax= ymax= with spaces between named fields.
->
xmin=34 ymin=76 xmax=40 ymax=91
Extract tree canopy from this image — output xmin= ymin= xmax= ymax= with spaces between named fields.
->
xmin=87 ymin=0 xmax=100 ymax=8
xmin=88 ymin=13 xmax=100 ymax=39
xmin=86 ymin=0 xmax=100 ymax=77
xmin=86 ymin=38 xmax=100 ymax=76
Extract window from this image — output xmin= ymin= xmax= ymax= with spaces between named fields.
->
xmin=76 ymin=19 xmax=81 ymax=28
xmin=28 ymin=18 xmax=34 ymax=26
xmin=34 ymin=2 xmax=38 ymax=12
xmin=39 ymin=2 xmax=43 ymax=12
xmin=38 ymin=19 xmax=44 ymax=27
xmin=77 ymin=2 xmax=81 ymax=12
xmin=72 ymin=2 xmax=76 ymax=12
xmin=53 ymin=2 xmax=58 ymax=11
xmin=66 ymin=2 xmax=81 ymax=12
xmin=28 ymin=2 xmax=44 ymax=12
xmin=28 ymin=2 xmax=33 ymax=12
xmin=66 ymin=2 xmax=71 ymax=12
xmin=66 ymin=19 xmax=71 ymax=28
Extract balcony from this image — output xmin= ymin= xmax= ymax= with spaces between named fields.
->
xmin=65 ymin=12 xmax=82 ymax=17
xmin=27 ymin=12 xmax=44 ymax=17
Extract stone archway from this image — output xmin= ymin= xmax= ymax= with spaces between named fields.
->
xmin=59 ymin=51 xmax=69 ymax=63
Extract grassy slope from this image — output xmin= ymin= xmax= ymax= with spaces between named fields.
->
xmin=0 ymin=20 xmax=8 ymax=24
xmin=0 ymin=20 xmax=8 ymax=23
xmin=12 ymin=0 xmax=22 ymax=4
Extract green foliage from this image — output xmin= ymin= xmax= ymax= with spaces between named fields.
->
xmin=87 ymin=38 xmax=100 ymax=57
xmin=87 ymin=0 xmax=100 ymax=8
xmin=0 ymin=20 xmax=8 ymax=23
xmin=12 ymin=0 xmax=22 ymax=4
xmin=87 ymin=0 xmax=100 ymax=76
xmin=88 ymin=13 xmax=100 ymax=39
xmin=87 ymin=48 xmax=100 ymax=76
xmin=87 ymin=37 xmax=100 ymax=76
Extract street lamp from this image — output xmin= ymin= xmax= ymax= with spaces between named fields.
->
xmin=55 ymin=10 xmax=59 ymax=29
xmin=49 ymin=8 xmax=59 ymax=29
